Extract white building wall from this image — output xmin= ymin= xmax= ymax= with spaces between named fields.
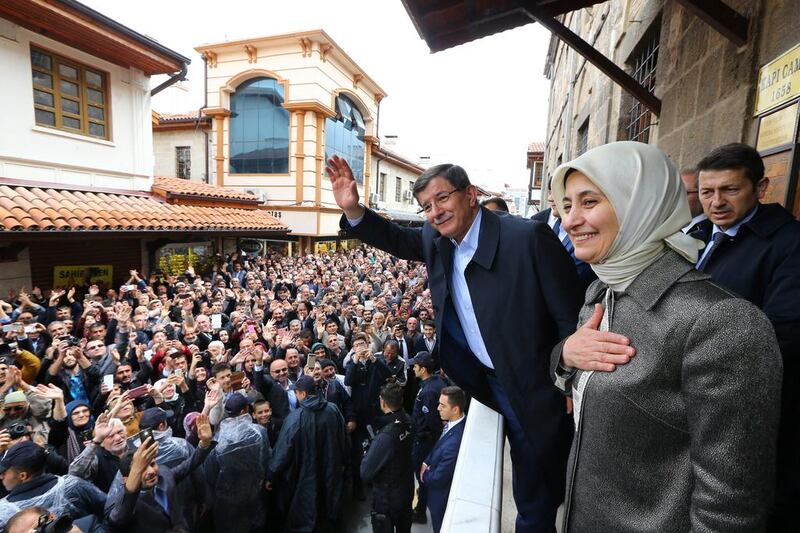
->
xmin=152 ymin=129 xmax=209 ymax=181
xmin=0 ymin=19 xmax=154 ymax=191
xmin=369 ymin=157 xmax=422 ymax=214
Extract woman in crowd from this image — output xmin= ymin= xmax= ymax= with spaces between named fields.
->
xmin=550 ymin=141 xmax=782 ymax=532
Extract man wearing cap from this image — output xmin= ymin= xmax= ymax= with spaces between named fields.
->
xmin=138 ymin=407 xmax=192 ymax=469
xmin=269 ymin=375 xmax=347 ymax=532
xmin=313 ymin=359 xmax=356 ymax=433
xmin=205 ymin=393 xmax=271 ymax=533
xmin=360 ymin=383 xmax=415 ymax=533
xmin=409 ymin=351 xmax=447 ymax=524
xmin=0 ymin=440 xmax=106 ymax=526
xmin=106 ymin=414 xmax=216 ymax=532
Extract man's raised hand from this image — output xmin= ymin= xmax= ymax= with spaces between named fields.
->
xmin=325 ymin=155 xmax=364 ymax=220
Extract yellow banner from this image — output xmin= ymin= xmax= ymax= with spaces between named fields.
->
xmin=53 ymin=265 xmax=113 ymax=288
xmin=755 ymin=44 xmax=800 ymax=115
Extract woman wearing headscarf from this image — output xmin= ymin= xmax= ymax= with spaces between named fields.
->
xmin=549 ymin=141 xmax=782 ymax=532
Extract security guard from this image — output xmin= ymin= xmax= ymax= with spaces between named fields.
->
xmin=360 ymin=382 xmax=415 ymax=533
xmin=409 ymin=351 xmax=446 ymax=524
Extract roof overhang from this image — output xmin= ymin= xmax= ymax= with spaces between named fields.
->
xmin=401 ymin=1 xmax=750 ymax=119
xmin=0 ymin=0 xmax=190 ymax=75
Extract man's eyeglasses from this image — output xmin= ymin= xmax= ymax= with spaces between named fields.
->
xmin=416 ymin=188 xmax=464 ymax=215
xmin=3 ymin=405 xmax=25 ymax=414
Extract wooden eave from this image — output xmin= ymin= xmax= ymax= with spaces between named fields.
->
xmin=0 ymin=0 xmax=188 ymax=75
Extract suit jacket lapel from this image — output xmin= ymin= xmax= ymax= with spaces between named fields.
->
xmin=435 ymin=235 xmax=455 ymax=293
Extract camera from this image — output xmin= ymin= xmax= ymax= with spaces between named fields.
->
xmin=35 ymin=512 xmax=73 ymax=533
xmin=57 ymin=335 xmax=79 ymax=347
xmin=7 ymin=422 xmax=29 ymax=439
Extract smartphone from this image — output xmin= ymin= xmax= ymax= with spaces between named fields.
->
xmin=102 ymin=374 xmax=114 ymax=388
xmin=23 ymin=325 xmax=37 ymax=333
xmin=138 ymin=427 xmax=154 ymax=444
xmin=307 ymin=355 xmax=317 ymax=369
xmin=126 ymin=285 xmax=136 ymax=292
xmin=1 ymin=324 xmax=16 ymax=333
xmin=175 ymin=368 xmax=184 ymax=378
xmin=229 ymin=371 xmax=245 ymax=390
xmin=211 ymin=314 xmax=222 ymax=330
xmin=128 ymin=385 xmax=149 ymax=399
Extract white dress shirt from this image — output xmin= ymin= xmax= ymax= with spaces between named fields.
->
xmin=441 ymin=415 xmax=466 ymax=438
xmin=348 ymin=207 xmax=494 ymax=369
xmin=547 ymin=210 xmax=569 ymax=242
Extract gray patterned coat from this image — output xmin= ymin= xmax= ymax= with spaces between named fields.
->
xmin=551 ymin=250 xmax=782 ymax=532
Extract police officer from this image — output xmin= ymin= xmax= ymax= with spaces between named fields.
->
xmin=409 ymin=351 xmax=446 ymax=524
xmin=360 ymin=383 xmax=414 ymax=533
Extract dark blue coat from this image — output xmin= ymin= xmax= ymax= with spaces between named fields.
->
xmin=341 ymin=207 xmax=581 ymax=502
xmin=412 ymin=374 xmax=446 ymax=464
xmin=693 ymin=203 xmax=800 ymax=514
xmin=423 ymin=420 xmax=466 ymax=533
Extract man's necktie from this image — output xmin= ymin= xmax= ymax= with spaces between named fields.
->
xmin=440 ymin=422 xmax=450 ymax=439
xmin=552 ymin=218 xmax=575 ymax=254
xmin=696 ymin=232 xmax=730 ymax=271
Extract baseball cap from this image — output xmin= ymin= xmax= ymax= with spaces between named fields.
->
xmin=0 ymin=440 xmax=45 ymax=473
xmin=295 ymin=375 xmax=316 ymax=393
xmin=410 ymin=351 xmax=434 ymax=369
xmin=224 ymin=393 xmax=253 ymax=415
xmin=139 ymin=407 xmax=174 ymax=429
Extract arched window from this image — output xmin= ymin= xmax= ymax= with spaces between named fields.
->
xmin=325 ymin=94 xmax=366 ymax=184
xmin=229 ymin=77 xmax=289 ymax=174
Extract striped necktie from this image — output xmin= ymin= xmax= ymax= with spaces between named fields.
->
xmin=696 ymin=232 xmax=730 ymax=271
xmin=552 ymin=218 xmax=574 ymax=254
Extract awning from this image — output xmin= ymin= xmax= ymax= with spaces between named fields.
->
xmin=0 ymin=181 xmax=287 ymax=235
xmin=400 ymin=0 xmax=750 ymax=118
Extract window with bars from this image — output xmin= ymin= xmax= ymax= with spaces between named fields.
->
xmin=576 ymin=119 xmax=589 ymax=156
xmin=395 ymin=177 xmax=402 ymax=202
xmin=626 ymin=22 xmax=660 ymax=143
xmin=176 ymin=146 xmax=191 ymax=179
xmin=379 ymin=172 xmax=387 ymax=202
xmin=30 ymin=47 xmax=109 ymax=140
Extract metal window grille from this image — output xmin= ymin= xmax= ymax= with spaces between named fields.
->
xmin=176 ymin=146 xmax=191 ymax=179
xmin=627 ymin=25 xmax=660 ymax=143
xmin=380 ymin=173 xmax=387 ymax=202
xmin=576 ymin=121 xmax=589 ymax=156
xmin=395 ymin=177 xmax=402 ymax=202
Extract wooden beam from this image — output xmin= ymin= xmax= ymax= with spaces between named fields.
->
xmin=525 ymin=10 xmax=662 ymax=116
xmin=674 ymin=0 xmax=748 ymax=47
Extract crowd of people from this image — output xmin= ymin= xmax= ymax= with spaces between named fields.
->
xmin=0 ymin=244 xmax=453 ymax=532
xmin=1 ymin=138 xmax=798 ymax=533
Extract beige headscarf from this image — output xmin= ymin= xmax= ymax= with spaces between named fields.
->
xmin=551 ymin=141 xmax=703 ymax=289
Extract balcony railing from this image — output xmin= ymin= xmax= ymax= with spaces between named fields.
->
xmin=440 ymin=399 xmax=504 ymax=533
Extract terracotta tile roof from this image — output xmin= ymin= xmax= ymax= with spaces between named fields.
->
xmin=528 ymin=142 xmax=545 ymax=153
xmin=153 ymin=111 xmax=209 ymax=123
xmin=0 ymin=183 xmax=286 ymax=233
xmin=153 ymin=176 xmax=259 ymax=203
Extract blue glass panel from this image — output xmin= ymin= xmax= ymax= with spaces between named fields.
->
xmin=324 ymin=94 xmax=366 ymax=185
xmin=229 ymin=77 xmax=289 ymax=174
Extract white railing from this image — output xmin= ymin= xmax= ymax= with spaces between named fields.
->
xmin=440 ymin=399 xmax=504 ymax=533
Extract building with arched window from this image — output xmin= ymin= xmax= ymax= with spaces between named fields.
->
xmin=195 ymin=30 xmax=397 ymax=253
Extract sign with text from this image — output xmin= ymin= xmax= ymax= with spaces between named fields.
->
xmin=755 ymin=44 xmax=800 ymax=115
xmin=53 ymin=265 xmax=113 ymax=288
xmin=757 ymin=103 xmax=798 ymax=152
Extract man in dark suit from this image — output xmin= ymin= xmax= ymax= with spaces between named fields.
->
xmin=414 ymin=320 xmax=439 ymax=367
xmin=693 ymin=143 xmax=800 ymax=532
xmin=533 ymin=189 xmax=595 ymax=286
xmin=328 ymin=155 xmax=585 ymax=532
xmin=105 ymin=414 xmax=216 ymax=532
xmin=420 ymin=386 xmax=467 ymax=533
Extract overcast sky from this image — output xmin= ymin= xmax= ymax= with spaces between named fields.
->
xmin=84 ymin=0 xmax=553 ymax=190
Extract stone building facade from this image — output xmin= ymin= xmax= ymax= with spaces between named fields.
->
xmin=543 ymin=0 xmax=800 ymax=214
